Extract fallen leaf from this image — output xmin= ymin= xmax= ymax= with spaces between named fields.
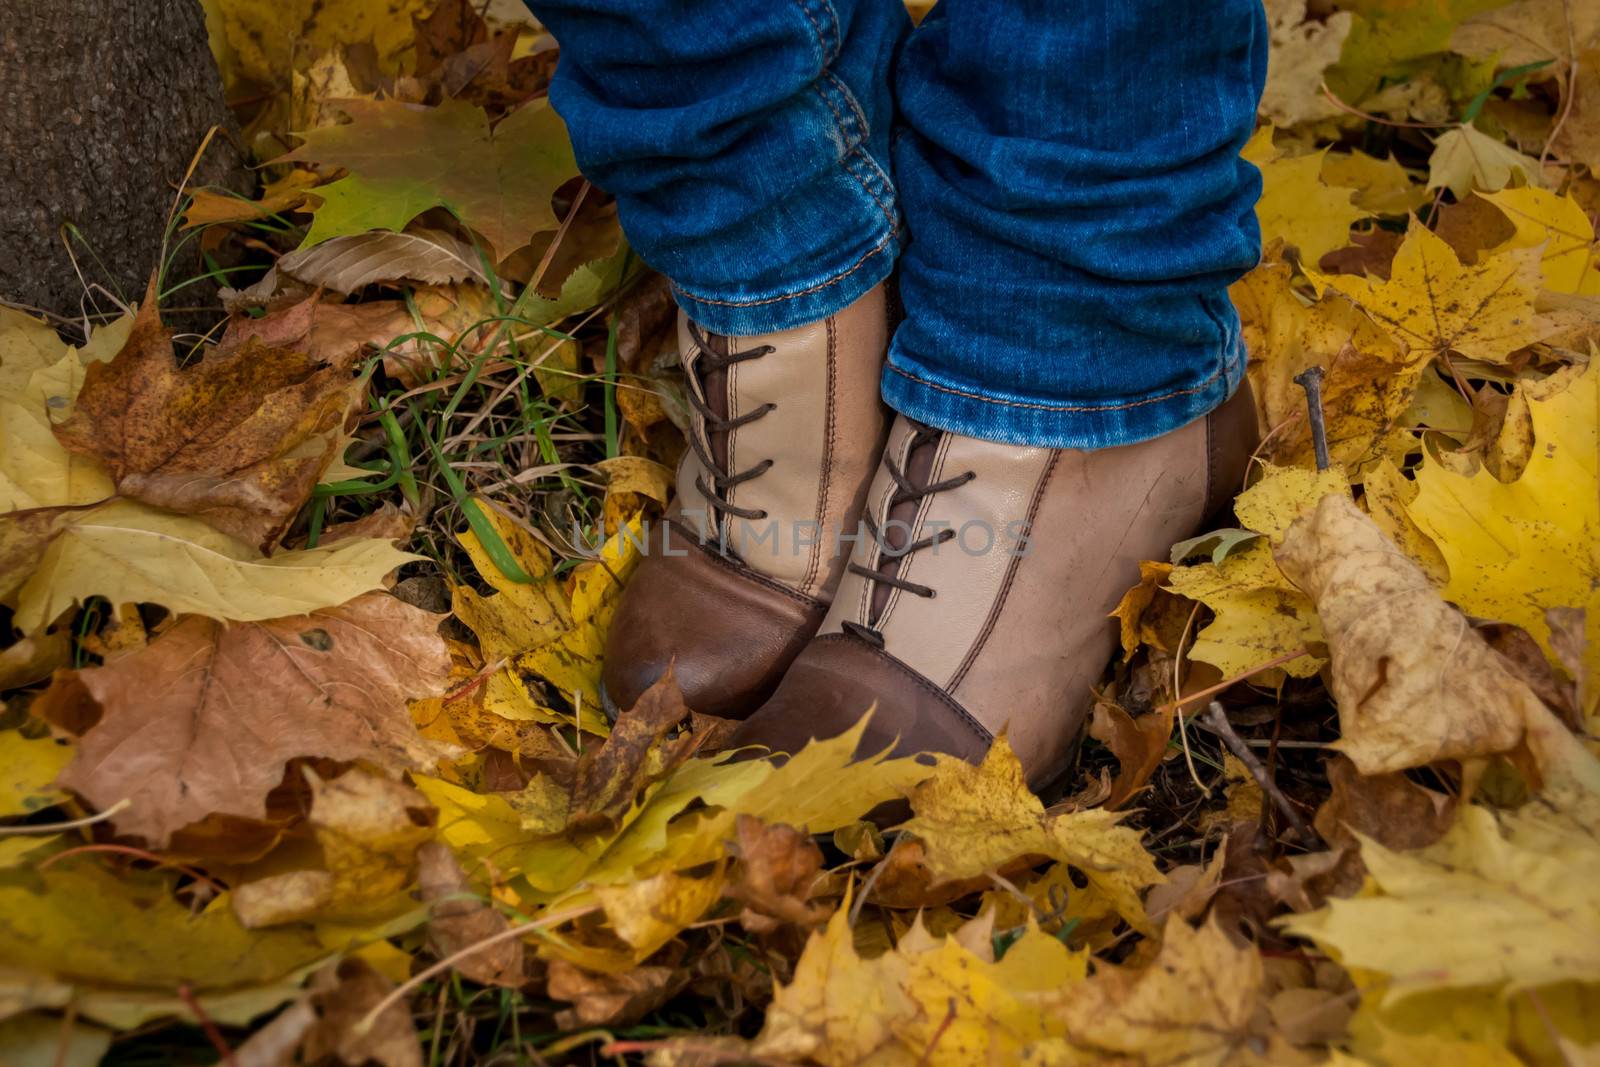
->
xmin=1260 ymin=0 xmax=1353 ymax=127
xmin=1484 ymin=187 xmax=1600 ymax=295
xmin=1451 ymin=0 xmax=1599 ymax=79
xmin=0 ymin=729 xmax=71 ymax=817
xmin=1282 ymin=799 xmax=1600 ymax=1000
xmin=233 ymin=770 xmax=434 ymax=927
xmin=417 ymin=841 xmax=524 ymax=986
xmin=209 ymin=0 xmax=429 ymax=90
xmin=725 ymin=815 xmax=830 ymax=932
xmin=1321 ymin=151 xmax=1430 ymax=215
xmin=302 ymin=958 xmax=422 ymax=1067
xmin=897 ymin=738 xmax=1163 ymax=933
xmin=1244 ymin=127 xmax=1371 ymax=264
xmin=568 ymin=667 xmax=703 ymax=832
xmin=547 ymin=958 xmax=687 ymax=1030
xmin=1234 ymin=256 xmax=1421 ymax=472
xmin=0 ymin=1013 xmax=111 ymax=1067
xmin=1054 ymin=917 xmax=1265 ymax=1065
xmin=747 ymin=903 xmax=1087 ymax=1065
xmin=0 ymin=849 xmax=326 ymax=992
xmin=12 ymin=497 xmax=418 ymax=633
xmin=1408 ymin=361 xmax=1600 ymax=709
xmin=1277 ymin=491 xmax=1594 ymax=781
xmin=283 ymin=98 xmax=578 ymax=260
xmin=48 ymin=592 xmax=450 ymax=845
xmin=1427 ymin=123 xmax=1543 ymax=199
xmin=1167 ymin=466 xmax=1343 ymax=680
xmin=1312 ymin=219 xmax=1551 ymax=363
xmin=54 ymin=292 xmax=364 ymax=549
xmin=271 ymin=226 xmax=492 ymax=295
xmin=1089 ymin=700 xmax=1173 ymax=809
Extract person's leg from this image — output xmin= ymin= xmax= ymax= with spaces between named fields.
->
xmin=529 ymin=0 xmax=907 ymax=332
xmin=523 ymin=0 xmax=909 ymax=716
xmin=886 ymin=0 xmax=1266 ymax=449
xmin=738 ymin=0 xmax=1268 ymax=785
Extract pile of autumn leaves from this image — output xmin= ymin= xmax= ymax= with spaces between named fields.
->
xmin=1 ymin=0 xmax=1600 ymax=1064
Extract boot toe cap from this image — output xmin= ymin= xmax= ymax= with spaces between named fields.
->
xmin=601 ymin=521 xmax=826 ymax=718
xmin=730 ymin=633 xmax=993 ymax=766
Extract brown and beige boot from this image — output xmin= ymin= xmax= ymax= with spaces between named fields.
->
xmin=601 ymin=286 xmax=892 ymax=718
xmin=731 ymin=385 xmax=1259 ymax=788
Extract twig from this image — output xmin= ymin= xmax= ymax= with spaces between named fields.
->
xmin=178 ymin=984 xmax=237 ymax=1067
xmin=1171 ymin=602 xmax=1209 ymax=795
xmin=1293 ymin=366 xmax=1330 ymax=471
xmin=1155 ymin=647 xmax=1310 ymax=716
xmin=1202 ymin=701 xmax=1318 ymax=846
xmin=1539 ymin=0 xmax=1578 ymax=175
xmin=0 ymin=798 xmax=130 ymax=835
xmin=355 ymin=904 xmax=599 ymax=1034
xmin=36 ymin=844 xmax=226 ymax=894
xmin=1318 ymin=80 xmax=1456 ymax=129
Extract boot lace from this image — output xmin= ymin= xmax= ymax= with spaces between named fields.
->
xmin=842 ymin=421 xmax=976 ymax=648
xmin=683 ymin=322 xmax=778 ymax=541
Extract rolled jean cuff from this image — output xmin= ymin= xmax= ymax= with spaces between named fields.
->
xmin=880 ymin=334 xmax=1248 ymax=452
xmin=671 ymin=223 xmax=901 ymax=336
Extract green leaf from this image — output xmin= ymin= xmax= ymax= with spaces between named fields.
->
xmin=300 ymin=174 xmax=443 ymax=248
xmin=285 ymin=98 xmax=579 ymax=260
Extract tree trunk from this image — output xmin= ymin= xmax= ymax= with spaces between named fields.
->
xmin=0 ymin=0 xmax=247 ymax=322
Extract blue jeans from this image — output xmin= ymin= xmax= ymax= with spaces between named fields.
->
xmin=526 ymin=0 xmax=1266 ymax=449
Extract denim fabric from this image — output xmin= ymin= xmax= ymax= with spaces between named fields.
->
xmin=528 ymin=0 xmax=908 ymax=333
xmin=524 ymin=0 xmax=1266 ymax=449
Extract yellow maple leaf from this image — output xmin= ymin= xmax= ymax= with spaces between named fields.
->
xmin=1484 ymin=187 xmax=1600 ymax=295
xmin=1427 ymin=124 xmax=1543 ymax=200
xmin=1052 ymin=917 xmax=1265 ymax=1067
xmin=1321 ymin=150 xmax=1430 ymax=215
xmin=0 ymin=843 xmax=328 ymax=994
xmin=1244 ymin=127 xmax=1371 ymax=264
xmin=897 ymin=738 xmax=1162 ymax=933
xmin=1312 ymin=219 xmax=1551 ymax=362
xmin=451 ymin=503 xmax=641 ymax=727
xmin=751 ymin=904 xmax=1086 ymax=1066
xmin=1281 ymin=800 xmax=1600 ymax=1000
xmin=1407 ymin=360 xmax=1600 ymax=709
xmin=1166 ymin=465 xmax=1342 ymax=680
xmin=1234 ymin=257 xmax=1424 ymax=472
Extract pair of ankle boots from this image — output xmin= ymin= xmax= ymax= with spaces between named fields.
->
xmin=602 ymin=285 xmax=1257 ymax=788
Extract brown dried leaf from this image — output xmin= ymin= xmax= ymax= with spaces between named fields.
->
xmin=215 ymin=296 xmax=412 ymax=365
xmin=303 ymin=959 xmax=422 ymax=1067
xmin=567 ymin=666 xmax=701 ymax=833
xmin=1314 ymin=755 xmax=1456 ymax=853
xmin=1275 ymin=493 xmax=1579 ymax=777
xmin=418 ymin=841 xmax=525 ymax=987
xmin=49 ymin=592 xmax=451 ymax=845
xmin=233 ymin=770 xmax=435 ymax=927
xmin=53 ymin=291 xmax=363 ymax=550
xmin=1089 ymin=700 xmax=1174 ymax=809
xmin=546 ymin=958 xmax=688 ymax=1030
xmin=273 ymin=227 xmax=491 ymax=295
xmin=726 ymin=815 xmax=830 ymax=934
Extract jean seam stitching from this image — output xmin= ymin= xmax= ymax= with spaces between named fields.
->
xmin=840 ymin=150 xmax=898 ymax=229
xmin=789 ymin=0 xmax=838 ymax=68
xmin=810 ymin=78 xmax=896 ymax=230
xmin=885 ymin=355 xmax=1237 ymax=414
xmin=672 ymin=228 xmax=897 ymax=308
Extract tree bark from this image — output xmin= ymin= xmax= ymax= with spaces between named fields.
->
xmin=0 ymin=0 xmax=248 ymax=322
